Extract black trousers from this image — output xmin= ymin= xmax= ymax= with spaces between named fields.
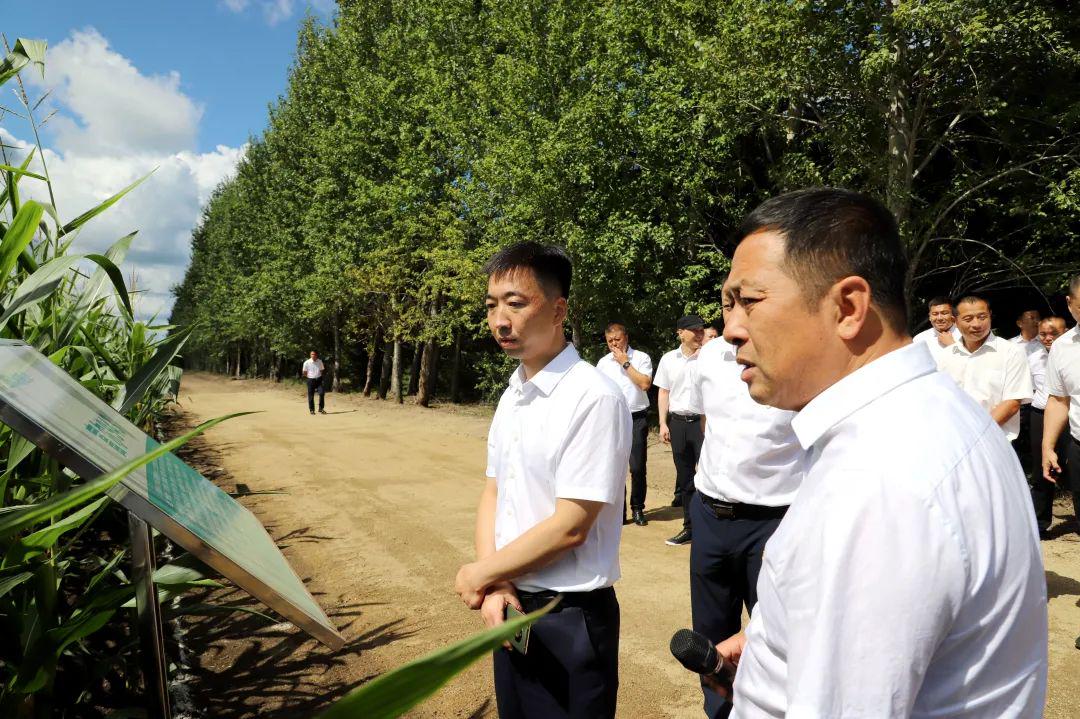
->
xmin=493 ymin=587 xmax=619 ymax=719
xmin=1013 ymin=404 xmax=1033 ymax=475
xmin=690 ymin=493 xmax=785 ymax=719
xmin=628 ymin=411 xmax=649 ymax=511
xmin=306 ymin=377 xmax=324 ymax=412
xmin=669 ymin=416 xmax=703 ymax=530
xmin=1029 ymin=407 xmax=1076 ymax=531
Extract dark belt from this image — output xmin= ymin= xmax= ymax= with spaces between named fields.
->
xmin=670 ymin=413 xmax=701 ymax=422
xmin=516 ymin=586 xmax=615 ymax=614
xmin=631 ymin=409 xmax=648 ymax=419
xmin=700 ymin=493 xmax=788 ymax=521
xmin=1031 ymin=406 xmax=1045 ymax=415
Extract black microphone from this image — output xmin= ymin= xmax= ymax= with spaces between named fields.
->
xmin=670 ymin=628 xmax=736 ymax=693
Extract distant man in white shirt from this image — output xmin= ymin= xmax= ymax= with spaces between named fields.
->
xmin=655 ymin=315 xmax=706 ymax=546
xmin=702 ymin=326 xmax=720 ymax=345
xmin=1029 ymin=316 xmax=1069 ymax=536
xmin=686 ymin=335 xmax=804 ymax=718
xmin=911 ymin=296 xmax=960 ymax=364
xmin=301 ymin=350 xmax=326 ymax=415
xmin=1011 ymin=308 xmax=1043 ymax=356
xmin=938 ymin=295 xmax=1033 ymax=442
xmin=455 ymin=241 xmax=630 ymax=718
xmin=1043 ymin=275 xmax=1080 ymax=538
xmin=596 ymin=322 xmax=653 ymax=526
xmin=717 ymin=188 xmax=1046 ymax=717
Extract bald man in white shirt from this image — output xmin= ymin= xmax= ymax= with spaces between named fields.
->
xmin=717 ymin=188 xmax=1046 ymax=718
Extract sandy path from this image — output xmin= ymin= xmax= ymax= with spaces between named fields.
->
xmin=176 ymin=372 xmax=1080 ymax=718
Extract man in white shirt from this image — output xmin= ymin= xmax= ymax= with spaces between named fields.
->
xmin=717 ymin=188 xmax=1046 ymax=717
xmin=455 ymin=241 xmax=630 ymax=718
xmin=301 ymin=350 xmax=326 ymax=415
xmin=1029 ymin=316 xmax=1069 ymax=535
xmin=911 ymin=296 xmax=961 ymax=364
xmin=1011 ymin=308 xmax=1043 ymax=356
xmin=938 ymin=295 xmax=1033 ymax=441
xmin=654 ymin=315 xmax=706 ymax=546
xmin=1043 ymin=275 xmax=1080 ymax=538
xmin=687 ymin=336 xmax=804 ymax=718
xmin=596 ymin=322 xmax=653 ymax=526
xmin=703 ymin=326 xmax=720 ymax=345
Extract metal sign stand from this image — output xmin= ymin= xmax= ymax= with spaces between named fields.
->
xmin=129 ymin=512 xmax=172 ymax=719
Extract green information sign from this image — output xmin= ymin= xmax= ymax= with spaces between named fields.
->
xmin=0 ymin=340 xmax=343 ymax=649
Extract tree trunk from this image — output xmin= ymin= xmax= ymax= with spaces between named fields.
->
xmin=390 ymin=339 xmax=404 ymax=404
xmin=449 ymin=329 xmax=463 ymax=403
xmin=408 ymin=343 xmax=423 ymax=395
xmin=363 ymin=332 xmax=383 ymax=397
xmin=417 ymin=338 xmax=440 ymax=408
xmin=378 ymin=341 xmax=392 ymax=399
xmin=332 ymin=312 xmax=342 ymax=392
xmin=234 ymin=344 xmax=242 ymax=379
xmin=569 ymin=312 xmax=583 ymax=349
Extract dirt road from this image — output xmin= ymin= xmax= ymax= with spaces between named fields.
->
xmin=176 ymin=372 xmax=1080 ymax=718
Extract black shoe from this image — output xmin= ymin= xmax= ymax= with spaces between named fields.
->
xmin=1039 ymin=527 xmax=1052 ymax=540
xmin=310 ymin=411 xmax=315 ymax=415
xmin=623 ymin=515 xmax=632 ymax=526
xmin=665 ymin=529 xmax=691 ymax=546
xmin=670 ymin=496 xmax=682 ymax=507
xmin=319 ymin=409 xmax=327 ymax=414
xmin=633 ymin=509 xmax=648 ymax=526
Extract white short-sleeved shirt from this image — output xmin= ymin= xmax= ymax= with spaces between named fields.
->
xmin=653 ymin=346 xmax=700 ymax=415
xmin=733 ymin=342 xmax=1047 ymax=718
xmin=938 ymin=333 xmax=1033 ymax=440
xmin=1046 ymin=325 xmax=1080 ymax=441
xmin=302 ymin=358 xmax=324 ymax=378
xmin=1010 ymin=334 xmax=1043 ymax=357
xmin=486 ymin=343 xmax=631 ymax=593
xmin=1029 ymin=348 xmax=1051 ymax=411
xmin=595 ymin=347 xmax=653 ymax=413
xmin=689 ymin=339 xmax=804 ymax=506
xmin=912 ymin=325 xmax=962 ymax=365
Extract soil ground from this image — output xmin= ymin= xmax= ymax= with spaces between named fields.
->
xmin=175 ymin=372 xmax=1080 ymax=718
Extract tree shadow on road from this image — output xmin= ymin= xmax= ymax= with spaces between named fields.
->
xmin=1046 ymin=570 xmax=1080 ymax=603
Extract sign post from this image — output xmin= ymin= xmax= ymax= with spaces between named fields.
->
xmin=0 ymin=341 xmax=343 ymax=716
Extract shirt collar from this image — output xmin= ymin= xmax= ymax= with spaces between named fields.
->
xmin=791 ymin=342 xmax=937 ymax=451
xmin=509 ymin=343 xmax=580 ymax=397
xmin=952 ymin=332 xmax=998 ymax=356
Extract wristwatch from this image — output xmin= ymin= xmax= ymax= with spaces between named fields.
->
xmin=622 ymin=360 xmax=632 ymax=369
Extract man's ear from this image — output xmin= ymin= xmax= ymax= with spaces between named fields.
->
xmin=829 ymin=276 xmax=872 ymax=341
xmin=553 ymin=296 xmax=568 ymax=325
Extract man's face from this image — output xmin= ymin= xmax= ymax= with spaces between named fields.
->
xmin=310 ymin=352 xmax=317 ymax=360
xmin=703 ymin=327 xmax=719 ymax=344
xmin=722 ymin=231 xmax=835 ymax=410
xmin=1067 ymin=291 xmax=1080 ymax=325
xmin=605 ymin=329 xmax=628 ymax=353
xmin=1017 ymin=310 xmax=1041 ymax=336
xmin=955 ymin=300 xmax=992 ymax=344
xmin=928 ymin=303 xmax=954 ymax=332
xmin=1038 ymin=319 xmax=1066 ymax=351
xmin=677 ymin=327 xmax=704 ymax=350
xmin=486 ymin=269 xmax=566 ymax=361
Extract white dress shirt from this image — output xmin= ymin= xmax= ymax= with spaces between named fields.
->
xmin=733 ymin=342 xmax=1047 ymax=718
xmin=1029 ymin=347 xmax=1050 ymax=411
xmin=654 ymin=346 xmax=701 ymax=415
xmin=595 ymin=347 xmax=653 ymax=413
xmin=912 ymin=325 xmax=961 ymax=365
xmin=486 ymin=343 xmax=631 ymax=593
xmin=302 ymin=358 xmax=324 ymax=378
xmin=1009 ymin=333 xmax=1043 ymax=357
xmin=938 ymin=333 xmax=1033 ymax=441
xmin=689 ymin=339 xmax=804 ymax=506
xmin=1046 ymin=325 xmax=1080 ymax=442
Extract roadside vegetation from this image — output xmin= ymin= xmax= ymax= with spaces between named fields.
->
xmin=171 ymin=0 xmax=1080 ymax=402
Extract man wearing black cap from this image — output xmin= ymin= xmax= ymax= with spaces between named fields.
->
xmin=654 ymin=314 xmax=705 ymax=545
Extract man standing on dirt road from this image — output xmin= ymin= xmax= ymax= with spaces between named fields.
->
xmin=714 ymin=188 xmax=1046 ymax=717
xmin=302 ymin=350 xmax=326 ymax=415
xmin=455 ymin=241 xmax=631 ymax=719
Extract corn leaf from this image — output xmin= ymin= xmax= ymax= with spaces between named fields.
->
xmin=317 ymin=600 xmax=555 ymax=719
xmin=0 ymin=571 xmax=33 ymax=600
xmin=3 ymin=496 xmax=109 ymax=568
xmin=0 ymin=164 xmax=46 ymax=181
xmin=116 ymin=326 xmax=191 ymax=415
xmin=0 ymin=412 xmax=249 ymax=540
xmin=0 ymin=200 xmax=45 ymax=280
xmin=57 ymin=174 xmax=151 ymax=239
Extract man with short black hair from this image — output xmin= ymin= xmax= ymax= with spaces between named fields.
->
xmin=596 ymin=322 xmax=653 ymax=526
xmin=1030 ymin=316 xmax=1070 ymax=535
xmin=702 ymin=326 xmax=720 ymax=345
xmin=302 ymin=350 xmax=326 ymax=415
xmin=655 ymin=315 xmax=706 ymax=546
xmin=716 ymin=188 xmax=1045 ymax=717
xmin=455 ymin=241 xmax=630 ymax=719
xmin=1042 ymin=275 xmax=1080 ymax=538
xmin=912 ymin=296 xmax=960 ymax=364
xmin=1012 ymin=309 xmax=1043 ymax=356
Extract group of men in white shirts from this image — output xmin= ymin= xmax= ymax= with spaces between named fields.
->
xmin=913 ymin=294 xmax=1080 ymax=536
xmin=455 ymin=188 xmax=1054 ymax=718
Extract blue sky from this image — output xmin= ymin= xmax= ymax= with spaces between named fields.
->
xmin=1 ymin=1 xmax=335 ymax=318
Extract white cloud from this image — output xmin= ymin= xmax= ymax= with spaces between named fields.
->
xmin=3 ymin=29 xmax=244 ymax=321
xmin=220 ymin=0 xmax=335 ymax=26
